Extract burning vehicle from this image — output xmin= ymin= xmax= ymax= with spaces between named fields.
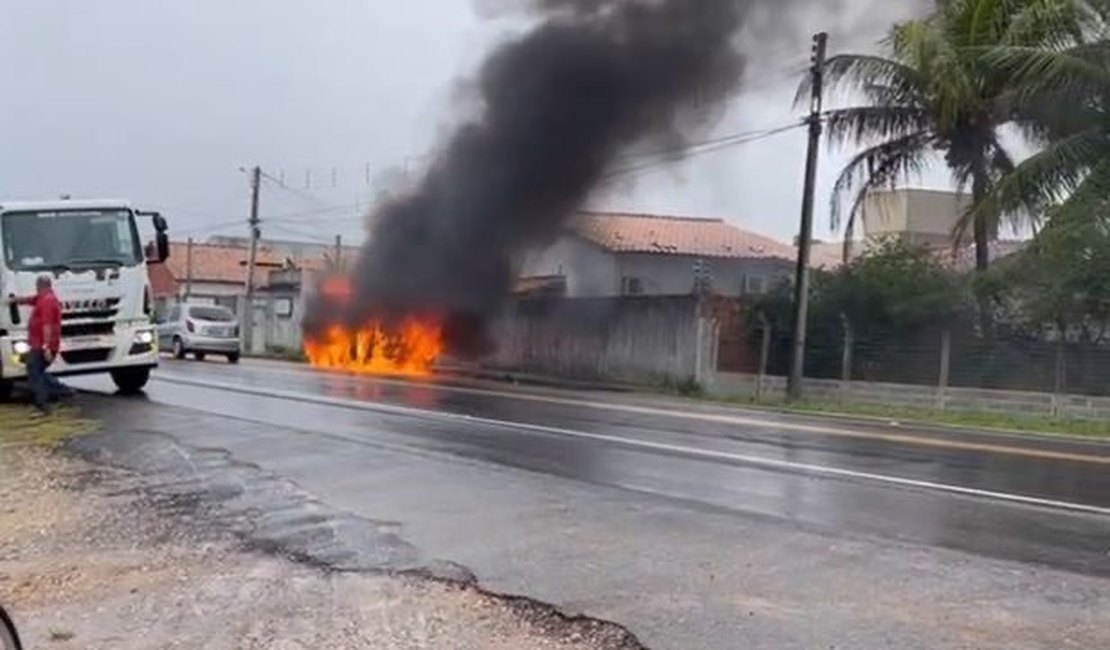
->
xmin=302 ymin=275 xmax=444 ymax=376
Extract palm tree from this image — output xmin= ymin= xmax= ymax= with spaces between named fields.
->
xmin=978 ymin=4 xmax=1110 ymax=221
xmin=807 ymin=0 xmax=1091 ymax=272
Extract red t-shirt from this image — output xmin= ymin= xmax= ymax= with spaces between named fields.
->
xmin=28 ymin=290 xmax=62 ymax=354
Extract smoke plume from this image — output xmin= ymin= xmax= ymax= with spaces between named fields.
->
xmin=313 ymin=0 xmax=753 ymax=354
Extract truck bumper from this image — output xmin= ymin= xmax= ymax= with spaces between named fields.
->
xmin=1 ymin=324 xmax=160 ymax=381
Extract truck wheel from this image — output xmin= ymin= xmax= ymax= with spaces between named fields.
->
xmin=226 ymin=352 xmax=240 ymax=364
xmin=111 ymin=368 xmax=150 ymax=395
xmin=0 ymin=380 xmax=13 ymax=403
xmin=172 ymin=338 xmax=186 ymax=360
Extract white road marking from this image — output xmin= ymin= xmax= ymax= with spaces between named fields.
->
xmin=171 ymin=360 xmax=1110 ymax=465
xmin=153 ymin=373 xmax=1110 ymax=517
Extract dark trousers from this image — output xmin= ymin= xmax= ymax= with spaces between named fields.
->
xmin=26 ymin=349 xmax=71 ymax=410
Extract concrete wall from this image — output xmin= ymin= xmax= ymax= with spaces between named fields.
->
xmin=710 ymin=372 xmax=1110 ymax=421
xmin=487 ymin=296 xmax=718 ymax=384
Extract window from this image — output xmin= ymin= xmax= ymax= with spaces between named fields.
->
xmin=188 ymin=305 xmax=236 ymax=322
xmin=274 ymin=298 xmax=294 ymax=319
xmin=743 ymin=275 xmax=766 ymax=295
xmin=622 ymin=277 xmax=644 ymax=296
xmin=167 ymin=305 xmax=181 ymax=322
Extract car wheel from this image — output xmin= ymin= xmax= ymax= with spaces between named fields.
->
xmin=172 ymin=337 xmax=186 ymax=360
xmin=194 ymin=352 xmax=207 ymax=362
xmin=0 ymin=380 xmax=13 ymax=404
xmin=110 ymin=368 xmax=150 ymax=395
xmin=227 ymin=352 xmax=240 ymax=364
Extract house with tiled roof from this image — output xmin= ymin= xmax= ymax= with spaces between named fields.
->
xmin=149 ymin=239 xmax=337 ymax=352
xmin=519 ymin=211 xmax=797 ymax=298
xmin=163 ymin=242 xmax=287 ymax=311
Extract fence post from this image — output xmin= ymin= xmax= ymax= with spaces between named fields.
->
xmin=937 ymin=329 xmax=951 ymax=410
xmin=757 ymin=312 xmax=771 ymax=402
xmin=839 ymin=313 xmax=853 ymax=405
xmin=1052 ymin=338 xmax=1066 ymax=418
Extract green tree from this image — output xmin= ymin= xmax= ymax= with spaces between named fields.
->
xmin=809 ymin=0 xmax=1091 ymax=272
xmin=753 ymin=239 xmax=966 ymax=380
xmin=985 ymin=205 xmax=1110 ymax=341
xmin=823 ymin=238 xmax=967 ymax=334
xmin=979 ymin=4 xmax=1110 ymax=220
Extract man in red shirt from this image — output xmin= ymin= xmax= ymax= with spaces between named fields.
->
xmin=11 ymin=276 xmax=71 ymax=413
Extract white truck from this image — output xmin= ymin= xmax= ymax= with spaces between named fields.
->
xmin=0 ymin=199 xmax=170 ymax=399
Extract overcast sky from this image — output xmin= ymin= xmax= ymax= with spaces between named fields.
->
xmin=0 ymin=0 xmax=942 ymax=248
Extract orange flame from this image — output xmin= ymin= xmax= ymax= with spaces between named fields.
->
xmin=304 ymin=274 xmax=444 ymax=376
xmin=304 ymin=318 xmax=444 ymax=377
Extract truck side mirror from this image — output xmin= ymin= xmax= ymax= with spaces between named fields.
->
xmin=156 ymin=232 xmax=170 ymax=262
xmin=137 ymin=210 xmax=171 ymax=262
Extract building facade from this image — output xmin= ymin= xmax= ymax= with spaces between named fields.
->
xmin=520 ymin=212 xmax=797 ymax=298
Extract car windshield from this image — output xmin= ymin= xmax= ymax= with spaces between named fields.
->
xmin=189 ymin=306 xmax=235 ymax=322
xmin=0 ymin=209 xmax=142 ymax=271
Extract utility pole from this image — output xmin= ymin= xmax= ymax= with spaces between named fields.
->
xmin=184 ymin=237 xmax=194 ymax=302
xmin=787 ymin=32 xmax=828 ymax=401
xmin=243 ymin=166 xmax=262 ymax=353
xmin=334 ymin=234 xmax=343 ymax=270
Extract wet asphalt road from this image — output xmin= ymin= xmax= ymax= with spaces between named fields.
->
xmin=69 ymin=358 xmax=1110 ymax=649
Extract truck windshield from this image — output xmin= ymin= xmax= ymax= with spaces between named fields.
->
xmin=1 ymin=209 xmax=143 ymax=271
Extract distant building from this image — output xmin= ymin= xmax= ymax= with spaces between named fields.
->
xmin=159 ymin=240 xmax=336 ymax=353
xmin=164 ymin=242 xmax=286 ymax=311
xmin=520 ymin=211 xmax=797 ymax=298
xmin=812 ymin=189 xmax=1031 ymax=270
xmin=206 ymin=236 xmax=360 ymax=269
xmin=860 ymin=188 xmax=973 ymax=248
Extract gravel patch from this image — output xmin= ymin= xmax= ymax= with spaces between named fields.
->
xmin=0 ymin=429 xmax=641 ymax=649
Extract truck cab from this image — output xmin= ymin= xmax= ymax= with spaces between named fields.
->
xmin=0 ymin=199 xmax=169 ymax=398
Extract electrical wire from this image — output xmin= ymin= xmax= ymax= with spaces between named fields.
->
xmin=242 ymin=121 xmax=808 ymax=226
xmin=603 ymin=121 xmax=805 ymax=181
xmin=171 ymin=218 xmax=248 ymax=239
xmin=267 ymin=222 xmax=339 ymax=244
xmin=258 ymin=169 xmax=334 ymax=207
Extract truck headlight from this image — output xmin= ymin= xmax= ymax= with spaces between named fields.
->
xmin=12 ymin=340 xmax=30 ymax=356
xmin=133 ymin=330 xmax=155 ymax=345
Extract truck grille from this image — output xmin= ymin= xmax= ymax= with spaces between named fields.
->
xmin=61 ymin=348 xmax=112 ymax=365
xmin=62 ymin=297 xmax=121 ymax=321
xmin=62 ymin=322 xmax=115 ymax=338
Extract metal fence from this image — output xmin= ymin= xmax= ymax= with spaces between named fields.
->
xmin=719 ymin=315 xmax=1110 ymax=409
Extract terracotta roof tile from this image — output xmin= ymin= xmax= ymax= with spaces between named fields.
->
xmin=571 ymin=211 xmax=794 ymax=261
xmin=166 ymin=243 xmax=285 ymax=286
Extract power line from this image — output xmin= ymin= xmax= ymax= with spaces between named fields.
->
xmin=265 ymin=202 xmax=367 ymax=223
xmin=267 ymin=222 xmax=340 ymax=244
xmin=603 ymin=121 xmax=806 ymax=181
xmin=197 ymin=118 xmax=805 ymax=236
xmin=243 ymin=121 xmax=807 ymax=226
xmin=172 ymin=218 xmax=247 ymax=238
xmin=257 ymin=169 xmax=333 ymax=207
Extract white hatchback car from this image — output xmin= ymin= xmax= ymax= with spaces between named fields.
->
xmin=156 ymin=303 xmax=241 ymax=363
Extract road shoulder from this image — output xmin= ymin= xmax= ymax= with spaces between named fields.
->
xmin=0 ymin=406 xmax=641 ymax=650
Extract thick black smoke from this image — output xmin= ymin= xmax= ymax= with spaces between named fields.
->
xmin=312 ymin=0 xmax=750 ymax=354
